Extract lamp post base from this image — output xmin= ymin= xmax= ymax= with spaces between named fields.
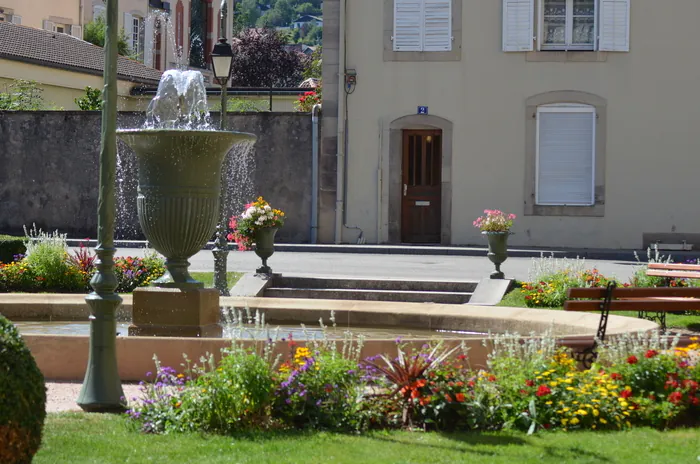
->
xmin=212 ymin=248 xmax=230 ymax=296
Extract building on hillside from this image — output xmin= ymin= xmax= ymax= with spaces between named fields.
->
xmin=292 ymin=15 xmax=322 ymax=29
xmin=0 ymin=22 xmax=160 ymax=110
xmin=1 ymin=0 xmax=234 ymax=78
xmin=319 ymin=0 xmax=700 ymax=250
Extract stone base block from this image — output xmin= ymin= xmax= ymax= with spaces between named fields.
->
xmin=129 ymin=287 xmax=222 ymax=338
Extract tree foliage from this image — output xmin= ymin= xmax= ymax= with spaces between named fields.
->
xmin=303 ymin=46 xmax=322 ymax=80
xmin=75 ymin=86 xmax=103 ymax=111
xmin=230 ymin=28 xmax=309 ymax=87
xmin=83 ymin=16 xmax=131 ymax=56
xmin=0 ymin=80 xmax=48 ymax=110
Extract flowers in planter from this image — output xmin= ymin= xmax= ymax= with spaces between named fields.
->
xmin=228 ymin=197 xmax=285 ymax=251
xmin=473 ymin=209 xmax=516 ymax=233
xmin=294 ymin=85 xmax=322 ymax=112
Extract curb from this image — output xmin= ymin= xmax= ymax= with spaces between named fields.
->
xmin=62 ymin=239 xmax=700 ymax=263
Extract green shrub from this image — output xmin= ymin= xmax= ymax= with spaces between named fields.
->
xmin=0 ymin=235 xmax=26 ymax=264
xmin=0 ymin=315 xmax=46 ymax=464
xmin=23 ymin=226 xmax=83 ymax=292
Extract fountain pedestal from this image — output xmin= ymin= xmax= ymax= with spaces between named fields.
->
xmin=129 ymin=287 xmax=223 ymax=337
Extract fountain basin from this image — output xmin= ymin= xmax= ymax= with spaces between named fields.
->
xmin=3 ymin=295 xmax=660 ymax=381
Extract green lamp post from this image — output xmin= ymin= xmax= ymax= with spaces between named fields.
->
xmin=211 ymin=12 xmax=234 ymax=296
xmin=77 ymin=0 xmax=125 ymax=413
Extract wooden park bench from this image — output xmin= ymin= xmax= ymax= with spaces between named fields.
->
xmin=646 ymin=262 xmax=700 ymax=281
xmin=563 ymin=283 xmax=700 ymax=367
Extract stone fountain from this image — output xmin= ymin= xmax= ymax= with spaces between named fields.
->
xmin=118 ymin=70 xmax=255 ymax=337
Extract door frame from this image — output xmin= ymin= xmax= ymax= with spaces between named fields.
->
xmin=382 ymin=114 xmax=453 ymax=245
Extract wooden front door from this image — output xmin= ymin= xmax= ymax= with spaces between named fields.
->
xmin=401 ymin=130 xmax=442 ymax=243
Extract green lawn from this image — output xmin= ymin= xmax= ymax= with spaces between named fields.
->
xmin=499 ymin=287 xmax=700 ymax=332
xmin=34 ymin=413 xmax=700 ymax=464
xmin=190 ymin=271 xmax=243 ymax=289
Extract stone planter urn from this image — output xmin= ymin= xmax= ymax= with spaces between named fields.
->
xmin=254 ymin=227 xmax=278 ymax=275
xmin=118 ymin=129 xmax=254 ymax=289
xmin=483 ymin=231 xmax=511 ymax=279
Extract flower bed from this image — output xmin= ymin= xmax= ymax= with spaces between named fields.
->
xmin=127 ymin=331 xmax=700 ymax=435
xmin=0 ymin=228 xmax=164 ymax=293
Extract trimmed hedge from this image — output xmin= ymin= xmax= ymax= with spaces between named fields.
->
xmin=0 ymin=315 xmax=46 ymax=464
xmin=0 ymin=235 xmax=26 ymax=264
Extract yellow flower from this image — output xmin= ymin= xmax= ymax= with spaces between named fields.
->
xmin=620 ymin=401 xmax=629 ymax=408
xmin=549 ymin=382 xmax=559 ymax=387
xmin=576 ymin=409 xmax=588 ymax=416
xmin=600 ymin=418 xmax=608 ymax=424
xmin=545 ymin=401 xmax=553 ymax=405
xmin=591 ymin=424 xmax=596 ymax=429
xmin=570 ymin=417 xmax=580 ymax=425
xmin=561 ymin=418 xmax=569 ymax=425
xmin=566 ymin=387 xmax=575 ymax=391
xmin=592 ymin=409 xmax=599 ymax=417
xmin=562 ymin=407 xmax=570 ymax=412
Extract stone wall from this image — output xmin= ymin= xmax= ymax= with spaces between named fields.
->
xmin=0 ymin=111 xmax=317 ymax=243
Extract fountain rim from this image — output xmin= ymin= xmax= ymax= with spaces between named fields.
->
xmin=116 ymin=128 xmax=256 ymax=141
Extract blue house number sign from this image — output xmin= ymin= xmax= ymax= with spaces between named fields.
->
xmin=417 ymin=106 xmax=429 ymax=115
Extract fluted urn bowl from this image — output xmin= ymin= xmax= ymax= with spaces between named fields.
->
xmin=117 ymin=129 xmax=255 ymax=289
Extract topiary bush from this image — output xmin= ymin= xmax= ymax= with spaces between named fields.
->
xmin=0 ymin=315 xmax=46 ymax=464
xmin=0 ymin=235 xmax=27 ymax=264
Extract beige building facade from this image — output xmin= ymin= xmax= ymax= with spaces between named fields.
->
xmin=321 ymin=0 xmax=700 ymax=249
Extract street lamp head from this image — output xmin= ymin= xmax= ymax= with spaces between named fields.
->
xmin=211 ymin=38 xmax=233 ymax=83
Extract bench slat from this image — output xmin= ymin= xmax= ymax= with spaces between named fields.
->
xmin=646 ymin=270 xmax=700 ymax=279
xmin=566 ymin=287 xmax=700 ymax=298
xmin=647 ymin=263 xmax=700 ymax=270
xmin=564 ymin=298 xmax=700 ymax=312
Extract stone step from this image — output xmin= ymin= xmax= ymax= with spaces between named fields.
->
xmin=270 ymin=276 xmax=477 ymax=293
xmin=263 ymin=288 xmax=472 ymax=304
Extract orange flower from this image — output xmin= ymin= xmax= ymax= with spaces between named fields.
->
xmin=455 ymin=393 xmax=466 ymax=403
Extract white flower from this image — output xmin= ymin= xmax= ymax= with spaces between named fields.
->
xmin=264 ymin=205 xmax=271 ymax=211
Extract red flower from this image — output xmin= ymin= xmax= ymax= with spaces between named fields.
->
xmin=488 ymin=374 xmax=497 ymax=382
xmin=668 ymin=391 xmax=683 ymax=405
xmin=457 ymin=354 xmax=467 ymax=361
xmin=682 ymin=380 xmax=699 ymax=392
xmin=536 ymin=385 xmax=552 ymax=397
xmin=645 ymin=349 xmax=658 ymax=359
xmin=627 ymin=355 xmax=638 ymax=365
xmin=444 ymin=394 xmax=453 ymax=403
xmin=610 ymin=373 xmax=623 ymax=381
xmin=666 ymin=379 xmax=680 ymax=390
xmin=543 ymin=423 xmax=551 ymax=429
xmin=620 ymin=388 xmax=633 ymax=399
xmin=455 ymin=381 xmax=464 ymax=387
xmin=455 ymin=393 xmax=466 ymax=403
xmin=520 ymin=389 xmax=527 ymax=395
xmin=690 ymin=395 xmax=699 ymax=407
xmin=525 ymin=379 xmax=535 ymax=387
xmin=467 ymin=380 xmax=475 ymax=388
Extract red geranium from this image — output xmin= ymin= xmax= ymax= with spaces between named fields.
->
xmin=455 ymin=393 xmax=466 ymax=403
xmin=620 ymin=388 xmax=633 ymax=399
xmin=645 ymin=349 xmax=659 ymax=359
xmin=525 ymin=379 xmax=535 ymax=387
xmin=536 ymin=385 xmax=552 ymax=397
xmin=610 ymin=373 xmax=623 ymax=381
xmin=668 ymin=391 xmax=683 ymax=405
xmin=627 ymin=355 xmax=638 ymax=365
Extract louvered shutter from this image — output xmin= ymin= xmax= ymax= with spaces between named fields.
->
xmin=10 ymin=15 xmax=21 ymax=25
xmin=423 ymin=0 xmax=451 ymax=51
xmin=70 ymin=25 xmax=82 ymax=39
xmin=144 ymin=17 xmax=154 ymax=67
xmin=123 ymin=13 xmax=134 ymax=52
xmin=42 ymin=20 xmax=56 ymax=32
xmin=599 ymin=0 xmax=629 ymax=52
xmin=502 ymin=0 xmax=533 ymax=52
xmin=394 ymin=0 xmax=423 ymax=51
xmin=536 ymin=108 xmax=595 ymax=205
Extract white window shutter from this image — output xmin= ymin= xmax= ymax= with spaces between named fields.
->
xmin=10 ymin=15 xmax=21 ymax=25
xmin=536 ymin=110 xmax=595 ymax=206
xmin=42 ymin=20 xmax=56 ymax=32
xmin=502 ymin=0 xmax=533 ymax=52
xmin=393 ymin=0 xmax=423 ymax=52
xmin=599 ymin=0 xmax=630 ymax=52
xmin=123 ymin=13 xmax=134 ymax=51
xmin=144 ymin=17 xmax=154 ymax=67
xmin=423 ymin=0 xmax=451 ymax=51
xmin=70 ymin=25 xmax=82 ymax=39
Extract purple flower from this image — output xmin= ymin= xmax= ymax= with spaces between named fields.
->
xmin=146 ymin=372 xmax=152 ymax=377
xmin=395 ymin=337 xmax=402 ymax=344
xmin=347 ymin=369 xmax=356 ymax=375
xmin=316 ymin=400 xmax=322 ymax=406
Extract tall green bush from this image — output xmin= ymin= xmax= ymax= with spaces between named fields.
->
xmin=0 ymin=315 xmax=46 ymax=464
xmin=0 ymin=235 xmax=26 ymax=264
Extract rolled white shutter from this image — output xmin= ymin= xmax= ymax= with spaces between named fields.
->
xmin=144 ymin=16 xmax=154 ymax=67
xmin=502 ymin=0 xmax=533 ymax=52
xmin=70 ymin=25 xmax=82 ymax=39
xmin=423 ymin=0 xmax=451 ymax=51
xmin=42 ymin=20 xmax=56 ymax=31
xmin=123 ymin=13 xmax=134 ymax=52
xmin=536 ymin=109 xmax=596 ymax=206
xmin=599 ymin=0 xmax=630 ymax=52
xmin=10 ymin=15 xmax=21 ymax=24
xmin=393 ymin=0 xmax=423 ymax=51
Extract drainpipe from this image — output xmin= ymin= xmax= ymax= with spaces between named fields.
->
xmin=333 ymin=0 xmax=347 ymax=244
xmin=310 ymin=103 xmax=321 ymax=243
xmin=334 ymin=0 xmax=365 ymax=244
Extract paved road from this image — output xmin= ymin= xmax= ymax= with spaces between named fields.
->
xmin=109 ymin=248 xmax=640 ymax=283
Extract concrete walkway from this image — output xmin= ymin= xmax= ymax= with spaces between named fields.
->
xmin=110 ymin=248 xmax=641 ymax=283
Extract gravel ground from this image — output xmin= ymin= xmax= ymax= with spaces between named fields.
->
xmin=46 ymin=382 xmax=142 ymax=413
